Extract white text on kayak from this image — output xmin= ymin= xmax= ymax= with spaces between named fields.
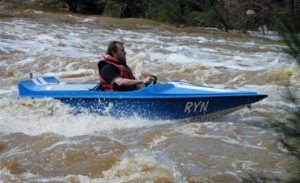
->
xmin=184 ymin=101 xmax=209 ymax=114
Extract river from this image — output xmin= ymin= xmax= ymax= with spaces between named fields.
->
xmin=0 ymin=7 xmax=299 ymax=183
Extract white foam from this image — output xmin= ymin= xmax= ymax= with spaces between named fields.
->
xmin=44 ymin=69 xmax=95 ymax=78
xmin=0 ymin=89 xmax=11 ymax=95
xmin=166 ymin=53 xmax=200 ymax=64
xmin=0 ymin=98 xmax=173 ymax=137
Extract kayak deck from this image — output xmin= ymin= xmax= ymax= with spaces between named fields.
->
xmin=18 ymin=76 xmax=266 ymax=99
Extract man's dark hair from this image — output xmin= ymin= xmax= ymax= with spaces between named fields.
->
xmin=106 ymin=41 xmax=124 ymax=56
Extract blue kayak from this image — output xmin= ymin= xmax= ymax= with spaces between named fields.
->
xmin=18 ymin=76 xmax=267 ymax=120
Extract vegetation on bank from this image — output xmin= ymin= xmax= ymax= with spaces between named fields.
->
xmin=141 ymin=0 xmax=300 ymax=33
xmin=65 ymin=0 xmax=300 ymax=33
xmin=2 ymin=0 xmax=299 ymax=33
xmin=271 ymin=16 xmax=300 ymax=182
xmin=242 ymin=20 xmax=300 ymax=182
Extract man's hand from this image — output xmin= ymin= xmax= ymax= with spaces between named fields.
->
xmin=150 ymin=75 xmax=157 ymax=84
xmin=143 ymin=76 xmax=153 ymax=85
xmin=143 ymin=75 xmax=157 ymax=86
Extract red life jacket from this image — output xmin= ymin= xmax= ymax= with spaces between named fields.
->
xmin=98 ymin=54 xmax=136 ymax=91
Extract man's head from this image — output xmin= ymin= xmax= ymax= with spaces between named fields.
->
xmin=106 ymin=41 xmax=126 ymax=63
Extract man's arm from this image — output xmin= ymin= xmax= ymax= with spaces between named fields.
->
xmin=101 ymin=63 xmax=154 ymax=88
xmin=113 ymin=76 xmax=153 ymax=88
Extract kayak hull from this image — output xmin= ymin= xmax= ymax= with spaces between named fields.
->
xmin=62 ymin=96 xmax=262 ymax=120
xmin=18 ymin=76 xmax=267 ymax=120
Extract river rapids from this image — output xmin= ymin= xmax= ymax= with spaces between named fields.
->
xmin=0 ymin=7 xmax=299 ymax=183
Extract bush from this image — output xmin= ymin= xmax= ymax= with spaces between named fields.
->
xmin=185 ymin=10 xmax=219 ymax=27
xmin=143 ymin=0 xmax=184 ymax=25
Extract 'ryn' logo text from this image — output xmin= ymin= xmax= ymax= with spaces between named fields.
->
xmin=184 ymin=101 xmax=209 ymax=114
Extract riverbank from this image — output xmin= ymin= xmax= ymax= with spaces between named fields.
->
xmin=1 ymin=0 xmax=299 ymax=33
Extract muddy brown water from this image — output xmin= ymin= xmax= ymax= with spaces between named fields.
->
xmin=0 ymin=7 xmax=299 ymax=182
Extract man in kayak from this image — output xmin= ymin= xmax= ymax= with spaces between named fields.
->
xmin=98 ymin=41 xmax=156 ymax=91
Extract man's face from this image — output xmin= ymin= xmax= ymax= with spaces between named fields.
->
xmin=114 ymin=44 xmax=126 ymax=63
